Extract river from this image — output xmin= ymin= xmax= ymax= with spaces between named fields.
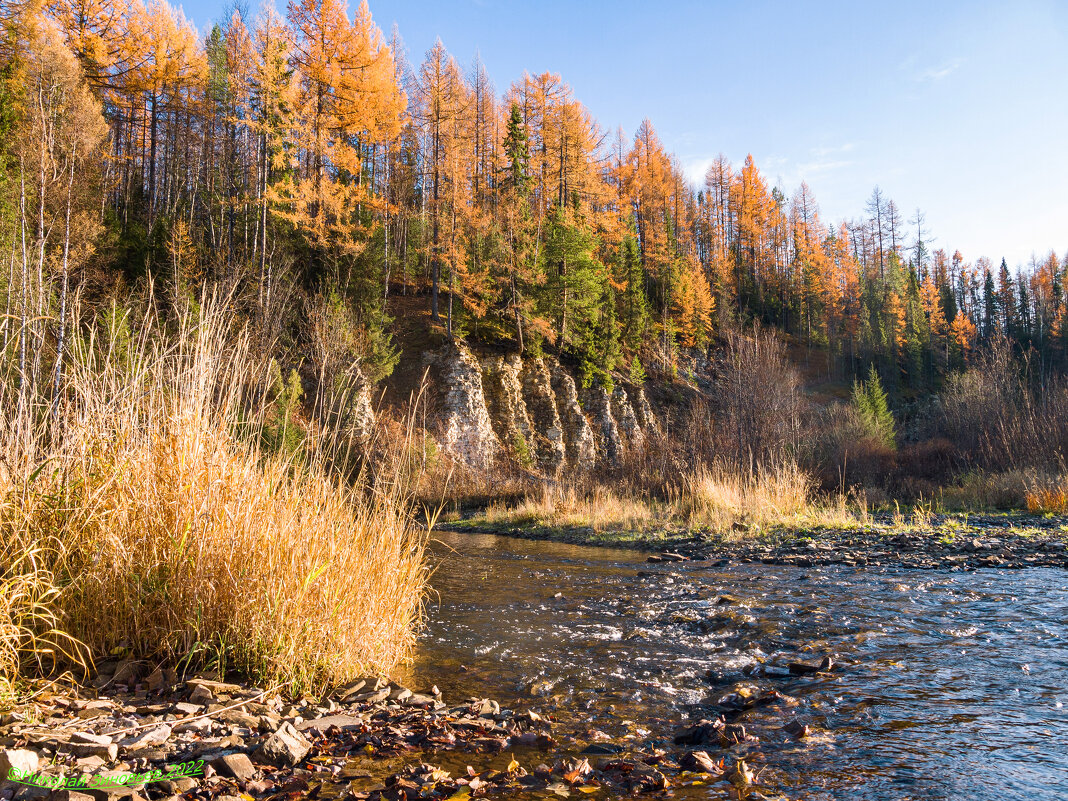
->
xmin=399 ymin=530 xmax=1068 ymax=800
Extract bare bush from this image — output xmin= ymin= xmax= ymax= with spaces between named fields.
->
xmin=717 ymin=325 xmax=802 ymax=467
xmin=940 ymin=338 xmax=1068 ymax=472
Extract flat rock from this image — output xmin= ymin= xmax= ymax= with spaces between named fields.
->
xmin=0 ymin=749 xmax=39 ymax=781
xmin=70 ymin=733 xmax=113 ymax=747
xmin=294 ymin=715 xmax=362 ymax=736
xmin=210 ymin=753 xmax=256 ymax=781
xmin=349 ymin=688 xmax=389 ymax=704
xmin=119 ymin=726 xmax=170 ymax=750
xmin=68 ymin=743 xmax=118 ymax=761
xmin=49 ymin=792 xmax=96 ymax=801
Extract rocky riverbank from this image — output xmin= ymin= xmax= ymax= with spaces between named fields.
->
xmin=0 ymin=660 xmax=803 ymax=801
xmin=441 ymin=512 xmax=1068 ymax=570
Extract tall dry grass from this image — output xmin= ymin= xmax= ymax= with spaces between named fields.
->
xmin=482 ymin=483 xmax=658 ymax=532
xmin=678 ymin=462 xmax=864 ymax=536
xmin=0 ymin=298 xmax=427 ymax=700
xmin=480 ymin=461 xmax=864 ymax=537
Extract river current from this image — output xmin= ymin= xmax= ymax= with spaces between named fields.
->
xmin=400 ymin=531 xmax=1068 ymax=800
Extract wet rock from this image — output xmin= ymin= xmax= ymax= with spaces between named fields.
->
xmin=725 ymin=758 xmax=755 ymax=788
xmin=788 ymin=656 xmax=835 ymax=675
xmin=716 ymin=684 xmax=789 ymax=711
xmin=679 ymin=750 xmax=722 ymax=774
xmin=782 ymin=718 xmax=810 ymax=739
xmin=673 ymin=719 xmax=723 ymax=745
xmin=580 ymin=743 xmax=622 ymax=755
xmin=254 ymin=722 xmax=310 ymax=767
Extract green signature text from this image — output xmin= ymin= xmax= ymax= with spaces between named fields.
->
xmin=6 ymin=760 xmax=204 ymax=789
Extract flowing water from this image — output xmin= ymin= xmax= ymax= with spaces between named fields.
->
xmin=401 ymin=531 xmax=1068 ymax=800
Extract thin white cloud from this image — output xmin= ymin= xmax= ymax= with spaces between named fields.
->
xmin=915 ymin=57 xmax=964 ymax=82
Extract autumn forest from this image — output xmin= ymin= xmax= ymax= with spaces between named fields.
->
xmin=4 ymin=0 xmax=1067 ymax=402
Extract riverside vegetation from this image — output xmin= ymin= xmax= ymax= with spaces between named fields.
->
xmin=1 ymin=1 xmax=1068 ymax=799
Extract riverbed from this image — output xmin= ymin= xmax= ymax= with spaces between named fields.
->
xmin=401 ymin=530 xmax=1068 ymax=800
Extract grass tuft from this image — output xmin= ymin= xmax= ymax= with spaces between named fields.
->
xmin=0 ymin=298 xmax=427 ymax=698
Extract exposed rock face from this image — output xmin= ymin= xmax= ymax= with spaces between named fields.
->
xmin=611 ymin=385 xmax=644 ymax=452
xmin=581 ymin=383 xmax=622 ymax=467
xmin=439 ymin=345 xmax=500 ymax=470
xmin=520 ymin=358 xmax=567 ymax=475
xmin=549 ymin=360 xmax=597 ymax=472
xmin=481 ymin=354 xmax=534 ymax=464
xmin=431 ymin=347 xmax=662 ymax=473
xmin=627 ymin=383 xmax=660 ymax=438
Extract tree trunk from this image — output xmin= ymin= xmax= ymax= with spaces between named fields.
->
xmin=53 ymin=145 xmax=77 ymax=416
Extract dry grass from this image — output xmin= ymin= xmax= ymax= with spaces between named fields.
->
xmin=0 ymin=298 xmax=427 ymax=699
xmin=480 ymin=462 xmax=864 ymax=538
xmin=0 ymin=539 xmax=86 ymax=707
xmin=678 ymin=462 xmax=864 ymax=536
xmin=938 ymin=470 xmax=1034 ymax=510
xmin=483 ymin=484 xmax=658 ymax=532
xmin=1026 ymin=475 xmax=1068 ymax=513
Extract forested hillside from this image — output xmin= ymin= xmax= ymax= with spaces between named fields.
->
xmin=3 ymin=0 xmax=1066 ymax=402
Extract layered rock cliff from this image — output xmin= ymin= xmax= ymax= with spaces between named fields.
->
xmin=426 ymin=344 xmax=659 ymax=474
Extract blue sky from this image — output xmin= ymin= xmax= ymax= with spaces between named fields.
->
xmin=179 ymin=0 xmax=1067 ymax=269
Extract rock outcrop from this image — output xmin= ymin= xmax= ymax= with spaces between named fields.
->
xmin=438 ymin=345 xmax=500 ymax=470
xmin=549 ymin=360 xmax=597 ymax=471
xmin=611 ymin=385 xmax=644 ymax=453
xmin=520 ymin=358 xmax=567 ymax=475
xmin=430 ymin=346 xmax=666 ymax=473
xmin=628 ymin=383 xmax=660 ymax=437
xmin=581 ymin=383 xmax=622 ymax=467
xmin=481 ymin=354 xmax=534 ymax=464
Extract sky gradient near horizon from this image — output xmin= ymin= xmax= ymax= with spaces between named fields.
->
xmin=177 ymin=0 xmax=1067 ymax=270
